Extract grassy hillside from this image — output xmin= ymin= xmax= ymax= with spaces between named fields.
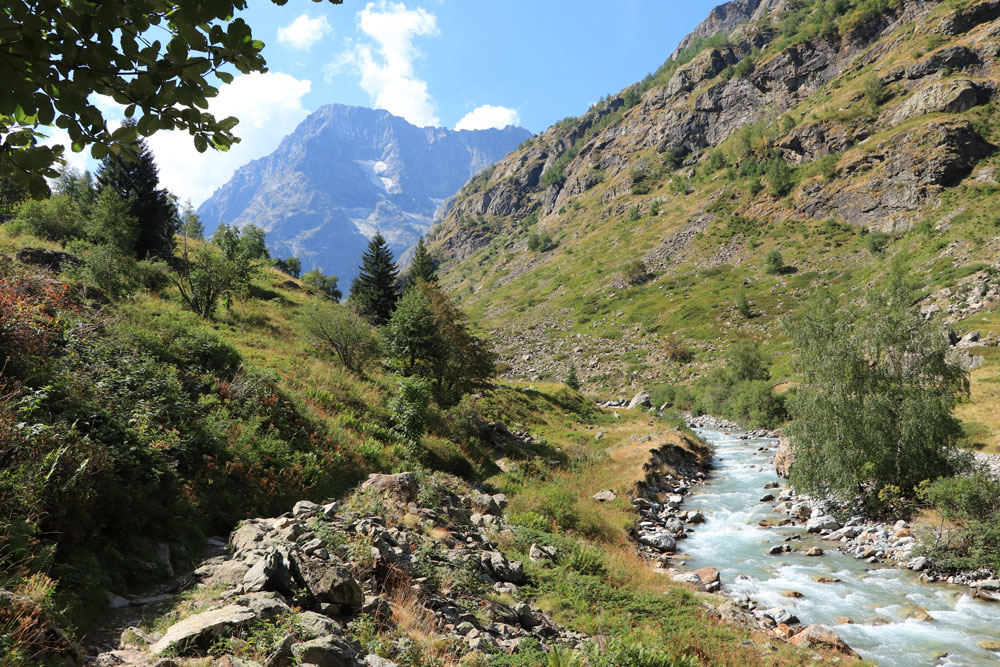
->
xmin=0 ymin=221 xmax=843 ymax=665
xmin=429 ymin=0 xmax=1000 ymax=449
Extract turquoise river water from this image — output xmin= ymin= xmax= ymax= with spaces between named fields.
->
xmin=683 ymin=428 xmax=1000 ymax=666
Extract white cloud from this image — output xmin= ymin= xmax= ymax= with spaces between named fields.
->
xmin=146 ymin=72 xmax=312 ymax=205
xmin=327 ymin=1 xmax=440 ymax=127
xmin=277 ymin=14 xmax=332 ymax=51
xmin=455 ymin=105 xmax=520 ymax=131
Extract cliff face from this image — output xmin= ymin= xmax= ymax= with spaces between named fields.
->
xmin=429 ymin=0 xmax=1000 ymax=391
xmin=198 ymin=104 xmax=530 ymax=283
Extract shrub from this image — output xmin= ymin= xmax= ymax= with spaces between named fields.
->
xmin=622 ymin=259 xmax=651 ymax=286
xmin=766 ymin=159 xmax=795 ymax=197
xmin=10 ymin=195 xmax=85 ymax=242
xmin=918 ymin=474 xmax=1000 ymax=572
xmin=764 ymin=249 xmax=784 ymax=275
xmin=390 ymin=376 xmax=431 ymax=443
xmin=527 ymin=231 xmax=555 ymax=252
xmin=663 ymin=336 xmax=694 ymax=363
xmin=735 ymin=289 xmax=752 ymax=318
xmin=863 ymin=73 xmax=891 ymax=108
xmin=565 ymin=365 xmax=580 ymax=391
xmin=727 ymin=380 xmax=786 ymax=429
xmin=866 ymin=231 xmax=890 ymax=254
xmin=300 ymin=303 xmax=377 ymax=373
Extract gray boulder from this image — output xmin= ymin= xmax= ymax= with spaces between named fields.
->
xmin=639 ymin=532 xmax=677 ymax=552
xmin=150 ymin=604 xmax=257 ymax=656
xmin=296 ymin=560 xmax=364 ymax=613
xmin=627 ymin=391 xmax=652 ymax=409
xmin=291 ymin=636 xmax=358 ymax=667
xmin=480 ymin=551 xmax=525 ymax=584
xmin=806 ymin=516 xmax=840 ymax=533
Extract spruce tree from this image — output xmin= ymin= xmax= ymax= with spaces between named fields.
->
xmin=409 ymin=236 xmax=437 ymax=284
xmin=350 ymin=231 xmax=399 ymax=325
xmin=96 ymin=122 xmax=178 ymax=259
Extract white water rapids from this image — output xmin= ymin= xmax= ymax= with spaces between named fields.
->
xmin=683 ymin=429 xmax=1000 ymax=666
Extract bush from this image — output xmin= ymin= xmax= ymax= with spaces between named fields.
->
xmin=390 ymin=376 xmax=431 ymax=443
xmin=10 ymin=195 xmax=85 ymax=242
xmin=764 ymin=249 xmax=784 ymax=275
xmin=918 ymin=474 xmax=1000 ymax=572
xmin=727 ymin=380 xmax=786 ymax=429
xmin=565 ymin=365 xmax=580 ymax=391
xmin=863 ymin=73 xmax=891 ymax=108
xmin=866 ymin=231 xmax=890 ymax=254
xmin=735 ymin=289 xmax=752 ymax=318
xmin=622 ymin=259 xmax=651 ymax=286
xmin=766 ymin=159 xmax=795 ymax=197
xmin=663 ymin=336 xmax=694 ymax=363
xmin=300 ymin=303 xmax=377 ymax=373
xmin=527 ymin=231 xmax=555 ymax=252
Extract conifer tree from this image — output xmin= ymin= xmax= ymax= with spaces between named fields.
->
xmin=409 ymin=236 xmax=437 ymax=284
xmin=349 ymin=231 xmax=399 ymax=325
xmin=96 ymin=122 xmax=178 ymax=259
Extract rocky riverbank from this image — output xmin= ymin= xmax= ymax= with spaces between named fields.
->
xmin=91 ymin=472 xmax=587 ymax=666
xmin=626 ymin=422 xmax=859 ymax=659
xmin=771 ymin=435 xmax=1000 ymax=602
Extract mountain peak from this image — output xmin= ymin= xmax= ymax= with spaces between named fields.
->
xmin=197 ymin=104 xmax=530 ymax=283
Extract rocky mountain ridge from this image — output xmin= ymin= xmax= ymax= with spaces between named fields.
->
xmin=427 ymin=0 xmax=1000 ymax=394
xmin=198 ymin=104 xmax=530 ymax=285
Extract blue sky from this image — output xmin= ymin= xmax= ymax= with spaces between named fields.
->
xmin=56 ymin=1 xmax=723 ymax=206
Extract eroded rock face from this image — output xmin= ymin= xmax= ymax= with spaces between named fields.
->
xmin=774 ymin=436 xmax=795 ymax=479
xmin=884 ymin=78 xmax=982 ymax=127
xmin=799 ymin=119 xmax=993 ymax=230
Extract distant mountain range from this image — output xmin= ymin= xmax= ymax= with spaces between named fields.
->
xmin=197 ymin=104 xmax=531 ymax=284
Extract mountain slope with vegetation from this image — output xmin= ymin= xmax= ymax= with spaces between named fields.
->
xmin=429 ymin=0 xmax=1000 ymax=441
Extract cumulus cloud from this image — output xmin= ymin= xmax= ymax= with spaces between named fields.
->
xmin=327 ymin=1 xmax=440 ymax=127
xmin=146 ymin=72 xmax=311 ymax=205
xmin=277 ymin=14 xmax=332 ymax=51
xmin=455 ymin=105 xmax=521 ymax=131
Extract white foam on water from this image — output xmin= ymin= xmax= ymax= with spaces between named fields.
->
xmin=684 ymin=428 xmax=1000 ymax=666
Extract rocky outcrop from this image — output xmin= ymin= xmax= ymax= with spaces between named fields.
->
xmin=15 ymin=247 xmax=81 ymax=273
xmin=883 ymin=78 xmax=983 ymax=126
xmin=799 ymin=119 xmax=994 ymax=230
xmin=96 ymin=472 xmax=587 ymax=666
xmin=774 ymin=435 xmax=795 ymax=478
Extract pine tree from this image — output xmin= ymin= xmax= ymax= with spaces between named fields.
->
xmin=96 ymin=122 xmax=178 ymax=260
xmin=409 ymin=237 xmax=437 ymax=284
xmin=349 ymin=231 xmax=399 ymax=325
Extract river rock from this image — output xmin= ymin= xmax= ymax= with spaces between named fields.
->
xmin=806 ymin=516 xmax=840 ymax=533
xmin=803 ymin=546 xmax=823 ymax=557
xmin=640 ymin=532 xmax=677 ymax=552
xmin=980 ymin=640 xmax=1000 ymax=651
xmin=672 ymin=572 xmax=706 ymax=590
xmin=789 ymin=625 xmax=859 ymax=657
xmin=906 ymin=556 xmax=930 ymax=572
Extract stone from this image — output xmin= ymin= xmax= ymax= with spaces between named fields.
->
xmin=639 ymin=532 xmax=677 ymax=552
xmin=686 ymin=511 xmax=705 ymax=524
xmin=782 ymin=590 xmax=803 ymax=598
xmin=150 ymin=604 xmax=257 ymax=655
xmin=885 ymin=79 xmax=981 ymax=127
xmin=671 ymin=572 xmax=705 ymax=590
xmin=788 ymin=625 xmax=858 ymax=657
xmin=766 ymin=544 xmax=788 ymax=555
xmin=692 ymin=567 xmax=720 ymax=585
xmin=480 ymin=551 xmax=525 ymax=584
xmin=242 ymin=549 xmax=291 ymax=594
xmin=15 ymin=247 xmax=81 ymax=272
xmin=293 ymin=500 xmax=321 ymax=516
xmin=627 ymin=391 xmax=652 ymax=409
xmin=296 ymin=611 xmax=341 ymax=638
xmin=907 ymin=556 xmax=930 ymax=572
xmin=296 ymin=560 xmax=364 ymax=613
xmin=803 ymin=546 xmax=823 ymax=557
xmin=814 ymin=576 xmax=841 ymax=584
xmin=774 ymin=436 xmax=795 ymax=478
xmin=980 ymin=640 xmax=1000 ymax=651
xmin=529 ymin=543 xmax=559 ymax=565
xmin=359 ymin=472 xmax=418 ymax=503
xmin=291 ymin=636 xmax=357 ymax=667
xmin=663 ymin=517 xmax=685 ymax=534
xmin=592 ymin=489 xmax=617 ymax=502
xmin=806 ymin=516 xmax=840 ymax=533
xmin=759 ymin=493 xmax=775 ymax=502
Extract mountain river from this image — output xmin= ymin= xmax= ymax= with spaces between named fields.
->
xmin=683 ymin=428 xmax=1000 ymax=666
